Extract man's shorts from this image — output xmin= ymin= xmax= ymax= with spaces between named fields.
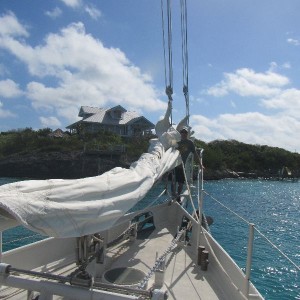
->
xmin=175 ymin=166 xmax=185 ymax=184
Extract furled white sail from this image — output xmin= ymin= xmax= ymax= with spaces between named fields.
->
xmin=0 ymin=111 xmax=181 ymax=238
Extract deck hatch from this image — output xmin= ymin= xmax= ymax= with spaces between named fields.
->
xmin=104 ymin=267 xmax=145 ymax=285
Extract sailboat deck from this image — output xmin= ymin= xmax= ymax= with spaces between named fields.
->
xmin=100 ymin=224 xmax=240 ymax=300
xmin=0 ymin=223 xmax=243 ymax=300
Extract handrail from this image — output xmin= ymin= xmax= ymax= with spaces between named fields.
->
xmin=182 ymin=160 xmax=199 ymax=222
xmin=203 ymin=190 xmax=300 ymax=272
xmin=254 ymin=226 xmax=299 ymax=271
xmin=203 ymin=189 xmax=299 ymax=299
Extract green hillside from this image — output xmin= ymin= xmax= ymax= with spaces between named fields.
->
xmin=1 ymin=128 xmax=299 ymax=178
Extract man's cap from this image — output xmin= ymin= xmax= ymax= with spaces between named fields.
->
xmin=180 ymin=126 xmax=189 ymax=133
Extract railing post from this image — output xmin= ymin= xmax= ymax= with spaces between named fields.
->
xmin=244 ymin=223 xmax=255 ymax=298
xmin=0 ymin=232 xmax=2 ymax=263
xmin=197 ymin=149 xmax=204 ymax=250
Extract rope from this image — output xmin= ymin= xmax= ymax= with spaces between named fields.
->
xmin=161 ymin=0 xmax=173 ymax=99
xmin=181 ymin=159 xmax=199 ymax=222
xmin=161 ymin=0 xmax=173 ymax=125
xmin=180 ymin=0 xmax=190 ymax=122
xmin=204 ymin=190 xmax=251 ymax=225
xmin=254 ymin=227 xmax=300 ymax=271
xmin=139 ymin=187 xmax=169 ymax=212
xmin=204 ymin=190 xmax=300 ymax=272
xmin=161 ymin=0 xmax=168 ymax=91
xmin=166 ymin=0 xmax=173 ymax=97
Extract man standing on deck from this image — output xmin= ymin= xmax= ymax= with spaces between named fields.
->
xmin=173 ymin=126 xmax=202 ymax=200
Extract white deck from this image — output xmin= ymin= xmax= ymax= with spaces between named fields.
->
xmin=0 ymin=202 xmax=261 ymax=300
xmin=102 ymin=222 xmax=246 ymax=300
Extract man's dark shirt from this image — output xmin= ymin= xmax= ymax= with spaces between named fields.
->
xmin=177 ymin=139 xmax=196 ymax=164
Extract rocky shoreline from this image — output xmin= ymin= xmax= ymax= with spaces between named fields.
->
xmin=0 ymin=151 xmax=128 ymax=180
xmin=0 ymin=151 xmax=291 ymax=181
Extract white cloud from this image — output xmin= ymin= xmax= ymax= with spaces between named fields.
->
xmin=287 ymin=38 xmax=300 ymax=46
xmin=191 ymin=112 xmax=300 ymax=153
xmin=85 ymin=5 xmax=102 ymax=20
xmin=0 ymin=101 xmax=16 ymax=118
xmin=59 ymin=0 xmax=82 ymax=8
xmin=261 ymin=88 xmax=300 ymax=117
xmin=270 ymin=61 xmax=291 ymax=71
xmin=45 ymin=7 xmax=62 ymax=19
xmin=59 ymin=0 xmax=102 ymax=21
xmin=0 ymin=13 xmax=165 ymax=123
xmin=39 ymin=116 xmax=62 ymax=127
xmin=0 ymin=79 xmax=23 ymax=98
xmin=206 ymin=66 xmax=300 ymax=116
xmin=0 ymin=11 xmax=29 ymax=38
xmin=207 ymin=68 xmax=289 ymax=98
xmin=58 ymin=1 xmax=101 ymax=20
xmin=282 ymin=62 xmax=291 ymax=69
xmin=202 ymin=67 xmax=300 ymax=151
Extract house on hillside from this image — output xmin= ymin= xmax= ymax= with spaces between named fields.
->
xmin=66 ymin=105 xmax=155 ymax=137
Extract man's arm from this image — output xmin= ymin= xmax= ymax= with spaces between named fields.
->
xmin=191 ymin=141 xmax=204 ymax=168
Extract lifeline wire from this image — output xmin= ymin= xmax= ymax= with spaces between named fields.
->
xmin=204 ymin=190 xmax=299 ymax=272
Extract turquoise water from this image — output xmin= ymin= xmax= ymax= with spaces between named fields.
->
xmin=1 ymin=177 xmax=299 ymax=299
xmin=203 ymin=179 xmax=299 ymax=300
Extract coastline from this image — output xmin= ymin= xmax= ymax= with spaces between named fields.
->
xmin=1 ymin=151 xmax=298 ymax=181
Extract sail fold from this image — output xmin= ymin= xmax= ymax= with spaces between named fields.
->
xmin=0 ymin=124 xmax=180 ymax=237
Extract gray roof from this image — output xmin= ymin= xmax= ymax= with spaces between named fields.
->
xmin=84 ymin=110 xmax=143 ymax=125
xmin=79 ymin=106 xmax=105 ymax=117
xmin=67 ymin=106 xmax=154 ymax=128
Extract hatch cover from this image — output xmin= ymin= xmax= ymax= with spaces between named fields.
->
xmin=104 ymin=267 xmax=145 ymax=285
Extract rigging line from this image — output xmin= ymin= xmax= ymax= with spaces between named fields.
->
xmin=182 ymin=159 xmax=199 ymax=222
xmin=254 ymin=227 xmax=300 ymax=271
xmin=180 ymin=0 xmax=190 ymax=122
xmin=166 ymin=0 xmax=174 ymax=107
xmin=204 ymin=190 xmax=251 ymax=225
xmin=204 ymin=190 xmax=300 ymax=272
xmin=161 ymin=0 xmax=173 ymax=124
xmin=138 ymin=187 xmax=169 ymax=213
xmin=167 ymin=0 xmax=173 ymax=92
xmin=160 ymin=0 xmax=168 ymax=89
xmin=180 ymin=0 xmax=188 ymax=87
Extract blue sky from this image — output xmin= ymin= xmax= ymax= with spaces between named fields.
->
xmin=0 ymin=0 xmax=300 ymax=152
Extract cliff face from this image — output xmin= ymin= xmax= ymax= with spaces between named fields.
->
xmin=0 ymin=151 xmax=127 ymax=179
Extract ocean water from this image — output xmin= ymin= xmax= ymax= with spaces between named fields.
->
xmin=203 ymin=179 xmax=299 ymax=300
xmin=0 ymin=177 xmax=299 ymax=299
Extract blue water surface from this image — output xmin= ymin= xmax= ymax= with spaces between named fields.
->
xmin=202 ymin=179 xmax=299 ymax=300
xmin=0 ymin=177 xmax=299 ymax=299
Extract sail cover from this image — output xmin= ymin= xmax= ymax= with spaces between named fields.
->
xmin=0 ymin=108 xmax=181 ymax=237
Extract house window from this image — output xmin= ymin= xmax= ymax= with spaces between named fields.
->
xmin=111 ymin=110 xmax=123 ymax=120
